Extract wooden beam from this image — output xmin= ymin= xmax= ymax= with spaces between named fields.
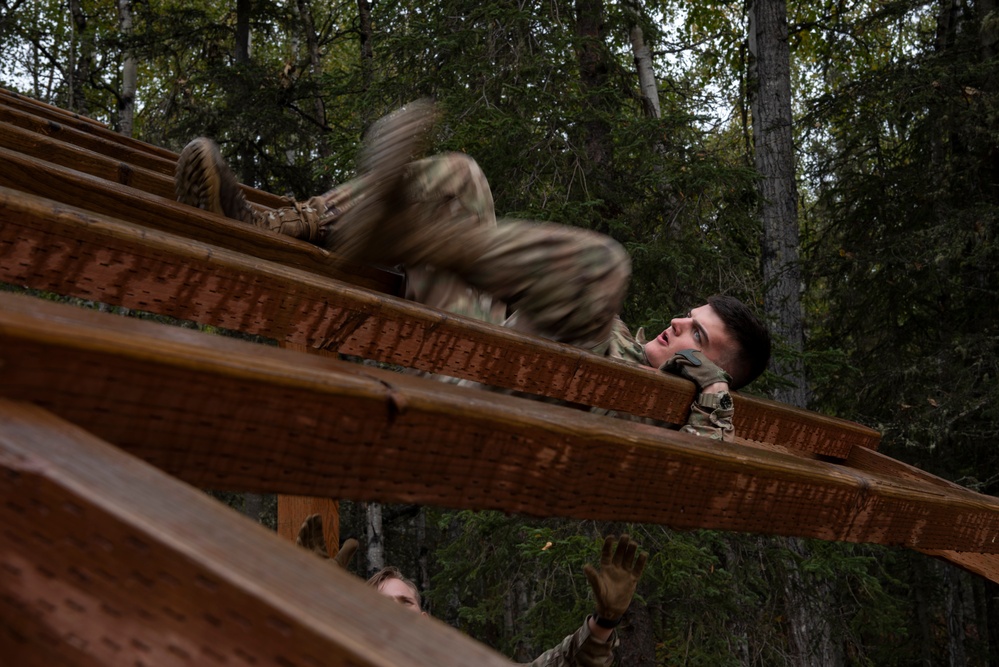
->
xmin=0 ymin=153 xmax=402 ymax=296
xmin=0 ymin=104 xmax=176 ymax=175
xmin=0 ymin=119 xmax=178 ymax=201
xmin=0 ymin=292 xmax=996 ymax=557
xmin=0 ymin=88 xmax=178 ymax=165
xmin=0 ymin=399 xmax=514 ymax=667
xmin=0 ymin=87 xmax=115 ymax=132
xmin=0 ymin=186 xmax=877 ymax=456
xmin=0 ymin=105 xmax=287 ymax=210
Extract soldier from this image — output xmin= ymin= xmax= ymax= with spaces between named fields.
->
xmin=297 ymin=517 xmax=646 ymax=667
xmin=175 ymin=100 xmax=771 ymax=440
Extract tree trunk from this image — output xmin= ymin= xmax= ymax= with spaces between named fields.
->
xmin=913 ymin=556 xmax=936 ymax=667
xmin=616 ymin=599 xmax=657 ymax=666
xmin=67 ymin=0 xmax=91 ymax=115
xmin=574 ymin=0 xmax=619 ymax=224
xmin=748 ymin=2 xmax=831 ymax=664
xmin=723 ymin=538 xmax=752 ymax=666
xmin=235 ymin=0 xmax=252 ymax=64
xmin=357 ymin=0 xmax=374 ymax=93
xmin=986 ymin=578 xmax=999 ymax=667
xmin=242 ymin=492 xmax=263 ymax=523
xmin=748 ymin=0 xmax=807 ymax=407
xmin=781 ymin=538 xmax=844 ymax=667
xmin=117 ymin=0 xmax=137 ymax=137
xmin=364 ymin=501 xmax=384 ymax=577
xmin=625 ymin=2 xmax=660 ymax=119
xmin=944 ymin=564 xmax=967 ymax=667
xmin=295 ymin=0 xmax=330 ymax=150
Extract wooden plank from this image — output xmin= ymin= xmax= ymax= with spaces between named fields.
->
xmin=0 ymin=88 xmax=175 ymax=160
xmin=0 ymin=186 xmax=878 ymax=456
xmin=0 ymin=106 xmax=288 ymax=210
xmin=0 ymin=152 xmax=402 ymax=296
xmin=0 ymin=88 xmax=111 ymax=131
xmin=0 ymin=292 xmax=996 ymax=556
xmin=0 ymin=399 xmax=514 ymax=667
xmin=840 ymin=446 xmax=999 ymax=581
xmin=0 ymin=119 xmax=178 ymax=200
xmin=0 ymin=104 xmax=176 ymax=174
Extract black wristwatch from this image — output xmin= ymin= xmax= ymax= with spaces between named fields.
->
xmin=594 ymin=613 xmax=622 ymax=629
xmin=697 ymin=391 xmax=732 ymax=411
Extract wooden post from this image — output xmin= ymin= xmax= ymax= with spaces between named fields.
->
xmin=278 ymin=495 xmax=341 ymax=557
xmin=278 ymin=341 xmax=341 ymax=558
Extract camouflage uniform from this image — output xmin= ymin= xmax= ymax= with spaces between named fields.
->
xmin=311 ymin=153 xmax=734 ymax=440
xmin=523 ymin=618 xmax=617 ymax=667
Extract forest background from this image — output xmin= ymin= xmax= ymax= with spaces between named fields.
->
xmin=1 ymin=0 xmax=998 ymax=665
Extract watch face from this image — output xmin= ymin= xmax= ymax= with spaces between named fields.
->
xmin=720 ymin=394 xmax=733 ymax=410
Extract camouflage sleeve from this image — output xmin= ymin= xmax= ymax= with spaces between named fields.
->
xmin=520 ymin=618 xmax=617 ymax=667
xmin=679 ymin=392 xmax=735 ymax=441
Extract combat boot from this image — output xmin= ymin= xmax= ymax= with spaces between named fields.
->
xmin=327 ymin=99 xmax=440 ymax=263
xmin=176 ymin=137 xmax=323 ymax=243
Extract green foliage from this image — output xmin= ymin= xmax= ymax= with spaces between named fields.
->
xmin=426 ymin=511 xmax=601 ymax=660
xmin=800 ymin=0 xmax=999 ymax=488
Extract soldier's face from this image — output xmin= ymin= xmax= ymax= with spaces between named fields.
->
xmin=643 ymin=304 xmax=734 ymax=372
xmin=377 ymin=578 xmax=423 ymax=614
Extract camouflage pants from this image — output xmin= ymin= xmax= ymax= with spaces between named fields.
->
xmin=309 ymin=153 xmax=632 ymax=354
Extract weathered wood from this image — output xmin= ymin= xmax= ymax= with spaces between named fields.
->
xmin=0 ymin=154 xmax=402 ymax=296
xmin=0 ymin=87 xmax=175 ymax=160
xmin=0 ymin=292 xmax=996 ymax=557
xmin=0 ymin=119 xmax=178 ymax=200
xmin=0 ymin=186 xmax=878 ymax=456
xmin=0 ymin=87 xmax=110 ymax=131
xmin=277 ymin=342 xmax=342 ymax=556
xmin=0 ymin=399 xmax=514 ymax=667
xmin=0 ymin=103 xmax=288 ymax=210
xmin=0 ymin=104 xmax=176 ymax=174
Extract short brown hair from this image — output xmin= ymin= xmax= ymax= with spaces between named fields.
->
xmin=707 ymin=295 xmax=771 ymax=390
xmin=366 ymin=566 xmax=421 ymax=607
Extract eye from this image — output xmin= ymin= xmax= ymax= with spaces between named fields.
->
xmin=693 ymin=329 xmax=701 ymax=344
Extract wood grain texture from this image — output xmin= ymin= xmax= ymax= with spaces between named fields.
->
xmin=0 ymin=292 xmax=995 ymax=556
xmin=0 ymin=399 xmax=514 ymax=667
xmin=0 ymin=157 xmax=401 ymax=296
xmin=0 ymin=94 xmax=288 ymax=209
xmin=0 ymin=87 xmax=176 ymax=160
xmin=0 ymin=104 xmax=176 ymax=174
xmin=0 ymin=119 xmax=178 ymax=200
xmin=0 ymin=185 xmax=878 ymax=457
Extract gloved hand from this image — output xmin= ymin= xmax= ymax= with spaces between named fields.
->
xmin=295 ymin=514 xmax=359 ymax=570
xmin=333 ymin=537 xmax=359 ymax=570
xmin=583 ymin=534 xmax=648 ymax=625
xmin=661 ymin=349 xmax=731 ymax=390
xmin=296 ymin=514 xmax=329 ymax=558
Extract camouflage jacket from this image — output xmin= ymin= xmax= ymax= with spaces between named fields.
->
xmin=522 ymin=618 xmax=617 ymax=667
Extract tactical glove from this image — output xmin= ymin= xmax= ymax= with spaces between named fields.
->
xmin=333 ymin=537 xmax=359 ymax=570
xmin=296 ymin=514 xmax=330 ymax=558
xmin=661 ymin=349 xmax=731 ymax=390
xmin=583 ymin=534 xmax=648 ymax=626
xmin=295 ymin=514 xmax=359 ymax=570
